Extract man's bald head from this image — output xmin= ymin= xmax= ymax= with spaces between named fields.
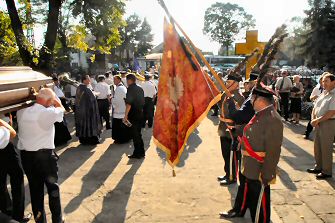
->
xmin=36 ymin=88 xmax=56 ymax=107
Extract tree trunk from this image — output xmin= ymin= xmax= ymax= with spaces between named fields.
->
xmin=38 ymin=0 xmax=62 ymax=74
xmin=5 ymin=0 xmax=35 ymax=68
xmin=58 ymin=19 xmax=71 ymax=72
xmin=226 ymin=45 xmax=229 ymax=56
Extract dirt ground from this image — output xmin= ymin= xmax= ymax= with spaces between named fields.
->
xmin=21 ymin=114 xmax=335 ymax=223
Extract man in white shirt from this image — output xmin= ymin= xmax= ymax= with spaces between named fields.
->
xmin=0 ymin=118 xmax=30 ymax=222
xmin=104 ymin=72 xmax=114 ymax=86
xmin=275 ymin=69 xmax=293 ymax=120
xmin=111 ymin=75 xmax=131 ymax=143
xmin=53 ymin=77 xmax=71 ymax=112
xmin=141 ymin=74 xmax=157 ymax=128
xmin=17 ymin=88 xmax=65 ymax=223
xmin=305 ymin=77 xmax=324 ymax=139
xmin=120 ymin=71 xmax=128 ymax=87
xmin=94 ymin=75 xmax=112 ymax=130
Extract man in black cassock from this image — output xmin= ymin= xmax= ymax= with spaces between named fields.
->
xmin=75 ymin=75 xmax=102 ymax=145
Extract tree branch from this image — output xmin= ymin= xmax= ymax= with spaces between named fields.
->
xmin=5 ymin=0 xmax=35 ymax=67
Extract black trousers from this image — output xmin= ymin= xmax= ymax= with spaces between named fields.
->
xmin=0 ymin=143 xmax=25 ymax=222
xmin=21 ymin=150 xmax=63 ymax=223
xmin=60 ymin=98 xmax=71 ymax=112
xmin=111 ymin=118 xmax=131 ymax=143
xmin=97 ymin=99 xmax=111 ymax=129
xmin=279 ymin=92 xmax=290 ymax=120
xmin=143 ymin=97 xmax=154 ymax=127
xmin=0 ymin=212 xmax=19 ymax=223
xmin=130 ymin=119 xmax=145 ymax=156
xmin=220 ymin=136 xmax=239 ymax=180
xmin=241 ymin=179 xmax=271 ymax=223
xmin=232 ymin=173 xmax=246 ymax=213
xmin=305 ymin=119 xmax=314 ymax=136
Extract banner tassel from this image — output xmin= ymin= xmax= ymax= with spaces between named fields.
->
xmin=172 ymin=168 xmax=176 ymax=177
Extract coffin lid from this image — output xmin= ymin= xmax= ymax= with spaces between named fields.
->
xmin=0 ymin=66 xmax=52 ymax=91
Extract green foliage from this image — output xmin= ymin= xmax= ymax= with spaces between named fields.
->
xmin=71 ymin=0 xmax=126 ymax=54
xmin=4 ymin=0 xmax=126 ymax=72
xmin=0 ymin=11 xmax=22 ymax=65
xmin=203 ymin=2 xmax=255 ymax=55
xmin=136 ymin=18 xmax=154 ymax=57
xmin=67 ymin=25 xmax=89 ymax=52
xmin=116 ymin=14 xmax=154 ymax=63
xmin=297 ymin=0 xmax=335 ymax=70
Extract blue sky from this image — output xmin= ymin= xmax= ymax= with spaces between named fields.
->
xmin=1 ymin=0 xmax=309 ymax=54
xmin=126 ymin=0 xmax=309 ymax=53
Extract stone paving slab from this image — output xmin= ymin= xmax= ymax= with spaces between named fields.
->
xmin=19 ymin=116 xmax=334 ymax=223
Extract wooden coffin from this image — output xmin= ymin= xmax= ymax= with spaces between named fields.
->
xmin=0 ymin=66 xmax=53 ymax=114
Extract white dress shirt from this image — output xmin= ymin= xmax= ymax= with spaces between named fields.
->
xmin=90 ymin=78 xmax=97 ymax=89
xmin=112 ymin=84 xmax=127 ymax=119
xmin=105 ymin=77 xmax=114 ymax=86
xmin=70 ymin=85 xmax=77 ymax=97
xmin=310 ymin=84 xmax=323 ymax=102
xmin=141 ymin=80 xmax=157 ymax=98
xmin=275 ymin=77 xmax=293 ymax=93
xmin=121 ymin=77 xmax=128 ymax=87
xmin=17 ymin=103 xmax=64 ymax=151
xmin=94 ymin=82 xmax=111 ymax=99
xmin=0 ymin=126 xmax=10 ymax=149
xmin=54 ymin=85 xmax=65 ymax=98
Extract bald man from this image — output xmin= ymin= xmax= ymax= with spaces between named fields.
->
xmin=17 ymin=88 xmax=65 ymax=223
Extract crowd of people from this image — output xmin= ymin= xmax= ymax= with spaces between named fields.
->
xmin=0 ymin=66 xmax=334 ymax=223
xmin=213 ymin=70 xmax=335 ymax=222
xmin=0 ymin=69 xmax=158 ymax=223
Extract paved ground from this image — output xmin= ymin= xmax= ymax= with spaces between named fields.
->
xmin=21 ymin=114 xmax=335 ymax=223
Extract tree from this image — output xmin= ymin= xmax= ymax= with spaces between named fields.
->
xmin=3 ymin=0 xmax=126 ymax=74
xmin=5 ymin=0 xmax=62 ymax=74
xmin=115 ymin=14 xmax=154 ymax=65
xmin=203 ymin=2 xmax=255 ymax=55
xmin=297 ymin=0 xmax=335 ymax=70
xmin=135 ymin=18 xmax=154 ymax=57
xmin=0 ymin=10 xmax=22 ymax=65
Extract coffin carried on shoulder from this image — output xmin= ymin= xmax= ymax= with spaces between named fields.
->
xmin=0 ymin=66 xmax=53 ymax=114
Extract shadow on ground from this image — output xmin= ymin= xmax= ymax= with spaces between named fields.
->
xmin=155 ymin=129 xmax=202 ymax=167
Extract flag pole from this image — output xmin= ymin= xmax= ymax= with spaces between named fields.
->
xmin=157 ymin=0 xmax=233 ymax=98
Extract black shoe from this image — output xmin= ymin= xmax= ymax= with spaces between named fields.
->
xmin=217 ymin=175 xmax=228 ymax=181
xmin=316 ymin=173 xmax=332 ymax=179
xmin=307 ymin=168 xmax=322 ymax=174
xmin=211 ymin=113 xmax=218 ymax=116
xmin=106 ymin=126 xmax=111 ymax=130
xmin=220 ymin=178 xmax=236 ymax=186
xmin=20 ymin=213 xmax=32 ymax=223
xmin=128 ymin=154 xmax=145 ymax=159
xmin=219 ymin=209 xmax=242 ymax=219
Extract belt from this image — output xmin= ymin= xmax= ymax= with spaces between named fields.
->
xmin=97 ymin=98 xmax=108 ymax=100
xmin=220 ymin=117 xmax=234 ymax=124
xmin=242 ymin=150 xmax=266 ymax=158
xmin=21 ymin=148 xmax=52 ymax=153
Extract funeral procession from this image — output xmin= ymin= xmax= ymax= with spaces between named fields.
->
xmin=1 ymin=0 xmax=335 ymax=222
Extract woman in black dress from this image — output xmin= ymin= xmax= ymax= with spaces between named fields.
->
xmin=290 ymin=75 xmax=304 ymax=124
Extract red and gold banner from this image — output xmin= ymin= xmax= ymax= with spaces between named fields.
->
xmin=153 ymin=19 xmax=221 ymax=167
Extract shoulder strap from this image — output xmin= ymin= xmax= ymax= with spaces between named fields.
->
xmin=279 ymin=78 xmax=285 ymax=90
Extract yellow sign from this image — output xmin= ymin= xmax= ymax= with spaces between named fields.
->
xmin=235 ymin=30 xmax=266 ymax=79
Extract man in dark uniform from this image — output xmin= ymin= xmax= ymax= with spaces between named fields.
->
xmin=223 ymin=84 xmax=283 ymax=222
xmin=124 ymin=74 xmax=145 ymax=159
xmin=220 ymin=73 xmax=257 ymax=218
xmin=218 ymin=74 xmax=245 ymax=185
xmin=0 ymin=118 xmax=31 ymax=223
